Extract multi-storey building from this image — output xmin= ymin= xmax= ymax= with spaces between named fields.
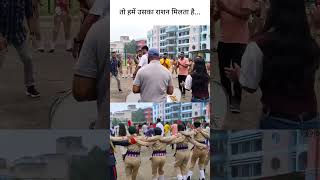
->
xmin=110 ymin=105 xmax=138 ymax=124
xmin=212 ymin=130 xmax=312 ymax=180
xmin=153 ymin=103 xmax=209 ymax=123
xmin=0 ymin=136 xmax=92 ymax=180
xmin=147 ymin=25 xmax=210 ymax=59
xmin=110 ymin=36 xmax=130 ymax=55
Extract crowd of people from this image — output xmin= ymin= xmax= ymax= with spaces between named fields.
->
xmin=111 ymin=46 xmax=210 ymax=103
xmin=213 ymin=0 xmax=320 ymax=129
xmin=110 ymin=119 xmax=210 ymax=180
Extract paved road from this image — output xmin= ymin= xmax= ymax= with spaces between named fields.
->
xmin=0 ymin=17 xmax=95 ymax=128
xmin=114 ymin=144 xmax=210 ymax=180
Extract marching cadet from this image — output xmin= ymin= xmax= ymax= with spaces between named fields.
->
xmin=187 ymin=121 xmax=210 ymax=180
xmin=141 ymin=127 xmax=177 ymax=180
xmin=111 ymin=126 xmax=150 ymax=180
xmin=172 ymin=124 xmax=207 ymax=180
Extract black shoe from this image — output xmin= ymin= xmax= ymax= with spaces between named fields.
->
xmin=48 ymin=49 xmax=54 ymax=53
xmin=26 ymin=86 xmax=40 ymax=98
xmin=119 ymin=89 xmax=122 ymax=92
xmin=187 ymin=176 xmax=191 ymax=180
xmin=38 ymin=49 xmax=45 ymax=53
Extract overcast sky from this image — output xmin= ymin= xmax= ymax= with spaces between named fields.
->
xmin=110 ymin=23 xmax=153 ymax=42
xmin=0 ymin=130 xmax=107 ymax=161
xmin=110 ymin=103 xmax=153 ymax=113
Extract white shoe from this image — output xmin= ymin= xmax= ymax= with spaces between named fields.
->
xmin=158 ymin=175 xmax=165 ymax=180
xmin=187 ymin=171 xmax=193 ymax=180
xmin=177 ymin=175 xmax=183 ymax=180
xmin=199 ymin=169 xmax=205 ymax=179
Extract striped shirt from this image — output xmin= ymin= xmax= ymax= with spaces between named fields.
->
xmin=0 ymin=0 xmax=33 ymax=45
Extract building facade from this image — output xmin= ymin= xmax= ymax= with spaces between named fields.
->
xmin=110 ymin=36 xmax=130 ymax=55
xmin=153 ymin=103 xmax=209 ymax=123
xmin=135 ymin=39 xmax=147 ymax=50
xmin=143 ymin=107 xmax=153 ymax=124
xmin=147 ymin=25 xmax=210 ymax=58
xmin=0 ymin=137 xmax=90 ymax=180
xmin=212 ymin=130 xmax=312 ymax=180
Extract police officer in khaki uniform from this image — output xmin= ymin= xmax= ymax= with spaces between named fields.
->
xmin=111 ymin=126 xmax=150 ymax=180
xmin=187 ymin=121 xmax=210 ymax=180
xmin=142 ymin=127 xmax=177 ymax=180
xmin=172 ymin=124 xmax=207 ymax=180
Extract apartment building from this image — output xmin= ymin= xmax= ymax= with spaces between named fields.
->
xmin=153 ymin=102 xmax=209 ymax=123
xmin=0 ymin=137 xmax=90 ymax=180
xmin=212 ymin=130 xmax=311 ymax=180
xmin=110 ymin=36 xmax=130 ymax=56
xmin=110 ymin=105 xmax=138 ymax=124
xmin=147 ymin=25 xmax=210 ymax=58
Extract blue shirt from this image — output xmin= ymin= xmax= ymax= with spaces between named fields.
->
xmin=110 ymin=57 xmax=119 ymax=76
xmin=0 ymin=0 xmax=33 ymax=46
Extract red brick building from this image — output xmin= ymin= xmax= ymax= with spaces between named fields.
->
xmin=136 ymin=39 xmax=147 ymax=50
xmin=143 ymin=107 xmax=153 ymax=124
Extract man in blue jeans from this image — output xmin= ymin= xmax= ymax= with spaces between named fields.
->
xmin=0 ymin=0 xmax=40 ymax=97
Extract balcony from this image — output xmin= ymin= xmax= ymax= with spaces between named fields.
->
xmin=178 ymin=26 xmax=190 ymax=31
xmin=166 ymin=26 xmax=177 ymax=32
xmin=166 ymin=36 xmax=176 ymax=40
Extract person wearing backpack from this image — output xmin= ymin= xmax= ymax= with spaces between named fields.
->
xmin=110 ymin=51 xmax=122 ymax=92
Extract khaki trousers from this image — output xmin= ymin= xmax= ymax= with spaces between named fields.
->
xmin=204 ymin=150 xmax=210 ymax=167
xmin=174 ymin=150 xmax=190 ymax=176
xmin=151 ymin=156 xmax=166 ymax=179
xmin=189 ymin=147 xmax=208 ymax=170
xmin=124 ymin=156 xmax=141 ymax=180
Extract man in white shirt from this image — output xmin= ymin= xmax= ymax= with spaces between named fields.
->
xmin=156 ymin=118 xmax=164 ymax=136
xmin=133 ymin=45 xmax=148 ymax=78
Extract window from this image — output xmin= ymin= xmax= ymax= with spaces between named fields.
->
xmin=253 ymin=139 xmax=262 ymax=151
xmin=241 ymin=164 xmax=250 ymax=177
xmin=253 ymin=163 xmax=262 ymax=176
xmin=271 ymin=158 xmax=281 ymax=170
xmin=298 ymin=152 xmax=307 ymax=171
xmin=231 ymin=144 xmax=238 ymax=155
xmin=195 ymin=112 xmax=198 ymax=116
xmin=231 ymin=166 xmax=238 ymax=177
xmin=272 ymin=132 xmax=280 ymax=144
xmin=242 ymin=141 xmax=250 ymax=153
xmin=291 ymin=157 xmax=296 ymax=171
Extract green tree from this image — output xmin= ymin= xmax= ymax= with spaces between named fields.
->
xmin=70 ymin=146 xmax=108 ymax=180
xmin=131 ymin=108 xmax=145 ymax=123
xmin=124 ymin=40 xmax=138 ymax=54
xmin=112 ymin=118 xmax=121 ymax=126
